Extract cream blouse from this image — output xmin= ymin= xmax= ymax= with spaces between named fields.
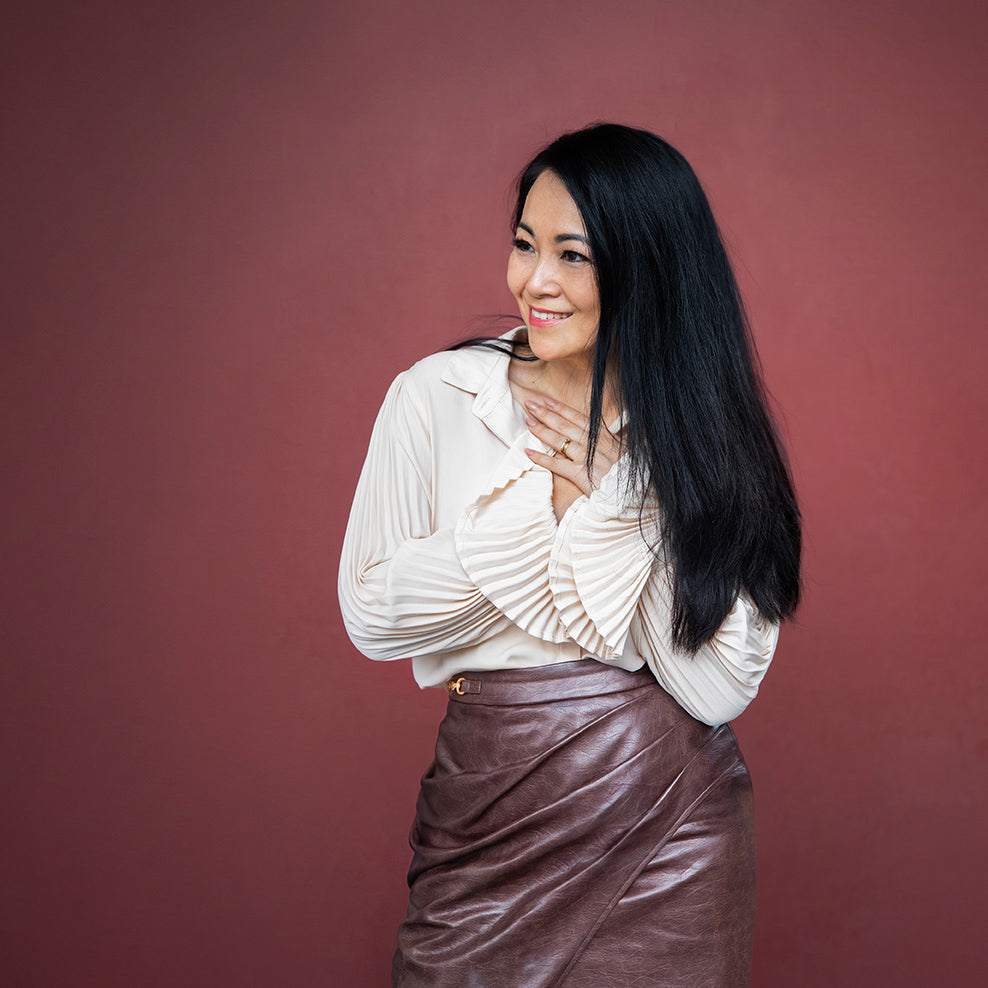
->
xmin=338 ymin=338 xmax=779 ymax=726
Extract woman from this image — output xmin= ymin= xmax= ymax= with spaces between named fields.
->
xmin=339 ymin=123 xmax=801 ymax=987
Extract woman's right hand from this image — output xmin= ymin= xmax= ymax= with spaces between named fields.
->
xmin=523 ymin=397 xmax=623 ymax=521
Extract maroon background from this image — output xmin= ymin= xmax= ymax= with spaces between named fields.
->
xmin=2 ymin=1 xmax=986 ymax=985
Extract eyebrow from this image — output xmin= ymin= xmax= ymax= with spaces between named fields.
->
xmin=517 ymin=221 xmax=590 ymax=246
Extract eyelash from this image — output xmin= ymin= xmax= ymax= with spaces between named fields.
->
xmin=512 ymin=238 xmax=591 ymax=265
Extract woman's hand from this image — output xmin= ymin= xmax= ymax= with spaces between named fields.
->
xmin=524 ymin=397 xmax=623 ymax=521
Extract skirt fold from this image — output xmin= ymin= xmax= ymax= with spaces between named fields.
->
xmin=393 ymin=660 xmax=755 ymax=988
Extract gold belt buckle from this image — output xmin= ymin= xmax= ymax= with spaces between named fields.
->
xmin=446 ymin=676 xmax=466 ymax=696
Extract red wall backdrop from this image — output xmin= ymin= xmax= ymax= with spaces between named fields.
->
xmin=2 ymin=1 xmax=985 ymax=985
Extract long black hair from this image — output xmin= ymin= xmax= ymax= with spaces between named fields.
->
xmin=502 ymin=123 xmax=801 ymax=651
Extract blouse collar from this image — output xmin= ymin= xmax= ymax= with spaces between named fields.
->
xmin=440 ymin=328 xmax=526 ymax=447
xmin=440 ymin=327 xmax=628 ymax=442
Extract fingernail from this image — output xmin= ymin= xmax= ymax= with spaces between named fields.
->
xmin=525 ymin=400 xmax=541 ymax=410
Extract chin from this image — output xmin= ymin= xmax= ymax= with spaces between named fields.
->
xmin=525 ymin=334 xmax=560 ymax=363
xmin=526 ymin=331 xmax=588 ymax=367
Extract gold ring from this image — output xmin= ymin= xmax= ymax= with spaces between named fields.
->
xmin=559 ymin=438 xmax=572 ymax=457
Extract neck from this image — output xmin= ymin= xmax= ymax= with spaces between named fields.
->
xmin=537 ymin=357 xmax=594 ymax=408
xmin=512 ymin=353 xmax=621 ymax=424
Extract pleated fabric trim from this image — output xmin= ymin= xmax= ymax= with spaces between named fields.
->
xmin=456 ymin=447 xmax=664 ymax=660
xmin=454 ymin=437 xmax=570 ymax=644
xmin=548 ymin=459 xmax=659 ymax=661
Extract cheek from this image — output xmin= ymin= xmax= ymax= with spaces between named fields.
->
xmin=506 ymin=256 xmax=523 ymax=298
xmin=577 ymin=275 xmax=600 ymax=316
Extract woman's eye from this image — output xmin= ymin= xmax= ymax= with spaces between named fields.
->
xmin=512 ymin=237 xmax=534 ymax=252
xmin=561 ymin=249 xmax=590 ymax=264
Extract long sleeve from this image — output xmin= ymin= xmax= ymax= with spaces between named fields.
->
xmin=547 ymin=457 xmax=778 ymax=726
xmin=339 ymin=373 xmax=518 ymax=660
xmin=340 ymin=351 xmax=779 ymax=718
xmin=631 ymin=575 xmax=778 ymax=726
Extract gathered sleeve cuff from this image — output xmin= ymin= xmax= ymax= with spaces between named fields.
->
xmin=632 ymin=571 xmax=780 ymax=726
xmin=339 ymin=372 xmax=519 ymax=661
xmin=453 ymin=438 xmax=569 ymax=644
xmin=547 ymin=458 xmax=659 ymax=661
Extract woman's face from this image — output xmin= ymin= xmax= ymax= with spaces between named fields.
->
xmin=507 ymin=170 xmax=600 ymax=369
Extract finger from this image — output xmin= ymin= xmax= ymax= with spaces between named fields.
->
xmin=524 ymin=416 xmax=582 ymax=458
xmin=525 ymin=400 xmax=589 ymax=440
xmin=557 ymin=436 xmax=578 ymax=460
xmin=526 ymin=399 xmax=624 ymax=471
xmin=535 ymin=397 xmax=591 ymax=434
xmin=528 ymin=399 xmax=620 ymax=461
xmin=524 ymin=449 xmax=592 ymax=495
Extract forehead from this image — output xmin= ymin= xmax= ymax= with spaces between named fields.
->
xmin=520 ymin=171 xmax=586 ymax=233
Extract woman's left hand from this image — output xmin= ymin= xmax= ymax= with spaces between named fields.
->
xmin=524 ymin=397 xmax=623 ymax=520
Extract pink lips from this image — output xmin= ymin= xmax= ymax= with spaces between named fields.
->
xmin=528 ymin=307 xmax=570 ymax=329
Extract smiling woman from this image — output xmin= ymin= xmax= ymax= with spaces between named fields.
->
xmin=507 ymin=170 xmax=601 ymax=372
xmin=339 ymin=123 xmax=801 ymax=986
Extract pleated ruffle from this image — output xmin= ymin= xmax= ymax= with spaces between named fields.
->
xmin=454 ymin=438 xmax=570 ymax=644
xmin=457 ymin=450 xmax=663 ymax=661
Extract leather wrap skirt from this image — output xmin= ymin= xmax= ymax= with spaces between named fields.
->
xmin=393 ymin=659 xmax=755 ymax=987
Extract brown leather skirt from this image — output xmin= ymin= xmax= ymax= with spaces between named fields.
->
xmin=393 ymin=660 xmax=755 ymax=987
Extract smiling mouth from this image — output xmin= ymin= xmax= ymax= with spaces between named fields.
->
xmin=529 ymin=307 xmax=570 ymax=324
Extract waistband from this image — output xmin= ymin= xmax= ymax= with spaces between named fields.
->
xmin=444 ymin=659 xmax=656 ymax=705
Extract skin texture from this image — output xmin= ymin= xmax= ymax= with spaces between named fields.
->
xmin=505 ymin=169 xmax=622 ymax=520
xmin=506 ymin=170 xmax=600 ymax=373
xmin=523 ymin=397 xmax=622 ymax=521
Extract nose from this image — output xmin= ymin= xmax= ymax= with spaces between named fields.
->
xmin=526 ymin=255 xmax=561 ymax=297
